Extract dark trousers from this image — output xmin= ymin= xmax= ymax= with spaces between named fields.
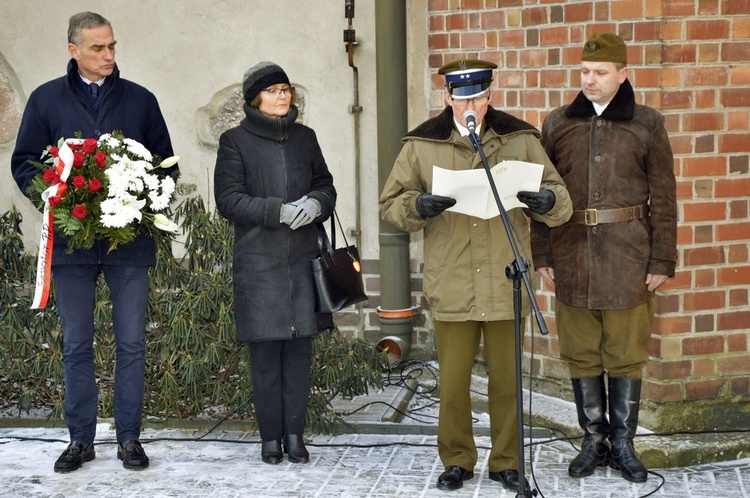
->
xmin=249 ymin=337 xmax=313 ymax=441
xmin=53 ymin=264 xmax=149 ymax=445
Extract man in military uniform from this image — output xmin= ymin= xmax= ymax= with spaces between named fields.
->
xmin=380 ymin=59 xmax=572 ymax=492
xmin=530 ymin=33 xmax=677 ymax=483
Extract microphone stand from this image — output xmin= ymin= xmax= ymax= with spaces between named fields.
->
xmin=468 ymin=125 xmax=545 ymax=498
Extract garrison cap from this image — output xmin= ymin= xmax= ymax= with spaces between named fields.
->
xmin=582 ymin=33 xmax=628 ymax=64
xmin=438 ymin=59 xmax=497 ymax=99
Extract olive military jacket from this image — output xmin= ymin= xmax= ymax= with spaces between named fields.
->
xmin=379 ymin=107 xmax=572 ymax=322
xmin=530 ymin=79 xmax=677 ymax=310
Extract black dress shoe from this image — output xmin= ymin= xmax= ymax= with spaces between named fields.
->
xmin=117 ymin=440 xmax=149 ymax=470
xmin=488 ymin=469 xmax=530 ymax=492
xmin=261 ymin=439 xmax=283 ymax=464
xmin=283 ymin=434 xmax=309 ymax=463
xmin=437 ymin=465 xmax=474 ymax=490
xmin=54 ymin=441 xmax=95 ymax=473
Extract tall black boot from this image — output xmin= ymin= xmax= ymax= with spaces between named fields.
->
xmin=568 ymin=375 xmax=610 ymax=478
xmin=608 ymin=377 xmax=648 ymax=483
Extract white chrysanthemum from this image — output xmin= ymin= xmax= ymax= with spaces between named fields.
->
xmin=148 ymin=192 xmax=170 ymax=211
xmin=123 ymin=138 xmax=153 ymax=161
xmin=160 ymin=176 xmax=176 ymax=197
xmin=101 ymin=212 xmax=131 ymax=228
xmin=143 ymin=174 xmax=161 ymax=191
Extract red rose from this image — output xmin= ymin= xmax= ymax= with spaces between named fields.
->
xmin=95 ymin=151 xmax=108 ymax=168
xmin=72 ymin=205 xmax=88 ymax=219
xmin=88 ymin=178 xmax=102 ymax=192
xmin=49 ymin=146 xmax=59 ymax=158
xmin=73 ymin=152 xmax=85 ymax=168
xmin=72 ymin=175 xmax=86 ymax=189
xmin=69 ymin=143 xmax=83 ymax=150
xmin=82 ymin=138 xmax=98 ymax=154
xmin=42 ymin=169 xmax=59 ymax=183
xmin=48 ymin=196 xmax=62 ymax=207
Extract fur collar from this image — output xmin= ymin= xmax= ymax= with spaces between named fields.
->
xmin=565 ymin=78 xmax=635 ymax=121
xmin=404 ymin=106 xmax=538 ymax=141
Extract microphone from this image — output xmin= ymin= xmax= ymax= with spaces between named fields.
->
xmin=463 ymin=109 xmax=477 ymax=134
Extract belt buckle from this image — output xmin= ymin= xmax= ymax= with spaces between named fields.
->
xmin=584 ymin=208 xmax=598 ymax=226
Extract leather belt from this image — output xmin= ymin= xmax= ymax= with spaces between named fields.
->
xmin=570 ymin=204 xmax=649 ymax=226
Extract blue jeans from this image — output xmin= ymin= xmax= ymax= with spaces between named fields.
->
xmin=53 ymin=264 xmax=149 ymax=445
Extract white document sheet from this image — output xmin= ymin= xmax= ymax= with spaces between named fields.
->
xmin=432 ymin=161 xmax=544 ymax=219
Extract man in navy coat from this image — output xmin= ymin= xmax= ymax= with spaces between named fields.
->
xmin=11 ymin=11 xmax=177 ymax=473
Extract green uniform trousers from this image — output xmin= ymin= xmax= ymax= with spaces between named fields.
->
xmin=434 ymin=319 xmax=520 ymax=473
xmin=556 ymin=300 xmax=653 ymax=379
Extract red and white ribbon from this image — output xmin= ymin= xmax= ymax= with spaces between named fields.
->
xmin=31 ymin=140 xmax=79 ymax=309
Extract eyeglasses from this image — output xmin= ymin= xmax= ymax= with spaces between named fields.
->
xmin=450 ymin=94 xmax=490 ymax=107
xmin=262 ymin=86 xmax=294 ymax=97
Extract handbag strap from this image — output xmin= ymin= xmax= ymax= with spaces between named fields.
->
xmin=329 ymin=209 xmax=351 ymax=249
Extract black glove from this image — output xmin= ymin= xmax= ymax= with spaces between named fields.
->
xmin=416 ymin=193 xmax=456 ymax=219
xmin=517 ymin=189 xmax=556 ymax=215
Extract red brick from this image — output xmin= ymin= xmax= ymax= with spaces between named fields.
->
xmin=663 ymin=0 xmax=695 ymax=16
xmin=683 ymin=156 xmax=726 ymax=176
xmin=685 ymin=379 xmax=724 ymax=401
xmin=736 ymin=17 xmax=750 ymax=39
xmin=728 ymin=332 xmax=748 ymax=352
xmin=695 ymin=269 xmax=717 ymax=288
xmin=716 ymin=178 xmax=750 ymax=198
xmin=644 ymin=382 xmax=682 ymax=403
xmin=683 ymin=291 xmax=726 ymax=311
xmin=540 ymin=69 xmax=567 ymax=87
xmin=634 ymin=21 xmax=662 ymax=41
xmin=540 ymin=26 xmax=569 ymax=46
xmin=683 ymin=246 xmax=725 ymax=266
xmin=723 ymin=0 xmax=750 ymax=15
xmin=662 ymin=44 xmax=697 ymax=63
xmin=461 ymin=0 xmax=483 ymax=10
xmin=683 ymin=112 xmax=724 ymax=132
xmin=654 ymin=315 xmax=692 ymax=334
xmin=611 ymin=0 xmax=644 ymax=19
xmin=730 ymin=287 xmax=750 ymax=307
xmin=695 ymin=90 xmax=717 ymax=109
xmin=520 ymin=49 xmax=548 ymax=68
xmin=731 ymin=378 xmax=750 ymax=396
xmin=699 ymin=43 xmax=721 ymax=63
xmin=669 ymin=135 xmax=692 ymax=155
xmin=718 ymin=265 xmax=750 ymax=286
xmin=721 ymin=88 xmax=750 ymax=108
xmin=717 ymin=311 xmax=750 ymax=331
xmin=732 ymin=67 xmax=750 ymax=86
xmin=522 ymin=6 xmax=548 ymax=26
xmin=683 ymin=202 xmax=727 ymax=222
xmin=500 ymin=29 xmax=525 ymax=47
xmin=729 ymin=111 xmax=749 ymax=131
xmin=683 ymin=336 xmax=725 ymax=356
xmin=481 ymin=10 xmax=503 ymax=30
xmin=429 ymin=34 xmax=449 ymax=50
xmin=699 ymin=0 xmax=720 ymax=15
xmin=685 ymin=67 xmax=729 ymax=86
xmin=662 ymin=269 xmax=691 ymax=291
xmin=564 ymin=2 xmax=592 ymax=22
xmin=687 ymin=20 xmax=731 ymax=40
xmin=728 ymin=244 xmax=750 ymax=264
xmin=718 ymin=356 xmax=750 ymax=375
xmin=722 ymin=43 xmax=750 ymax=62
xmin=428 ymin=0 xmax=449 ymax=11
xmin=717 ymin=221 xmax=750 ymax=242
xmin=447 ymin=13 xmax=468 ymax=30
xmin=694 ymin=358 xmax=717 ymax=377
xmin=460 ymin=32 xmax=485 ymax=49
xmin=656 ymin=359 xmax=693 ymax=379
xmin=719 ymin=134 xmax=750 ymax=153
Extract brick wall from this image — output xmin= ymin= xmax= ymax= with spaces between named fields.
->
xmin=421 ymin=0 xmax=750 ymax=427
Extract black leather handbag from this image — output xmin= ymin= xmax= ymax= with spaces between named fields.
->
xmin=311 ymin=210 xmax=368 ymax=313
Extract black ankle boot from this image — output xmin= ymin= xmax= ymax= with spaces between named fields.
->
xmin=569 ymin=375 xmax=610 ymax=478
xmin=283 ymin=434 xmax=309 ymax=463
xmin=608 ymin=377 xmax=648 ymax=483
xmin=261 ymin=439 xmax=282 ymax=464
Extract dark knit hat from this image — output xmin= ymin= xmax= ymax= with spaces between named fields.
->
xmin=438 ymin=58 xmax=497 ymax=99
xmin=242 ymin=61 xmax=290 ymax=102
xmin=582 ymin=33 xmax=628 ymax=64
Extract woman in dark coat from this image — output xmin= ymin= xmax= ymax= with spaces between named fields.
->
xmin=214 ymin=61 xmax=336 ymax=464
